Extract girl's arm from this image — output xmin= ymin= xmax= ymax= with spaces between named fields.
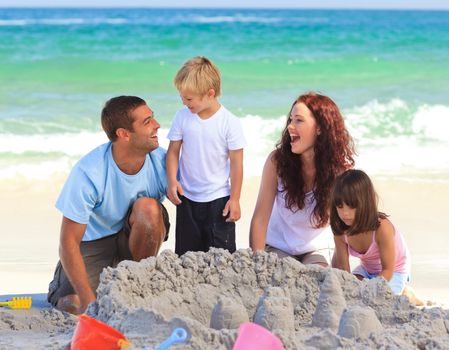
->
xmin=166 ymin=140 xmax=183 ymax=205
xmin=249 ymin=152 xmax=278 ymax=252
xmin=223 ymin=148 xmax=244 ymax=222
xmin=332 ymin=234 xmax=350 ymax=272
xmin=376 ymin=218 xmax=396 ymax=281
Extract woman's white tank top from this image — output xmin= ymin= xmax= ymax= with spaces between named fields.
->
xmin=266 ymin=181 xmax=334 ymax=255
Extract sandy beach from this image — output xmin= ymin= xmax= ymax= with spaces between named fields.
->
xmin=1 ymin=174 xmax=448 ymax=305
xmin=1 ymin=174 xmax=449 ymax=348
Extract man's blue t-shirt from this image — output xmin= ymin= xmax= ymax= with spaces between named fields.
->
xmin=55 ymin=142 xmax=167 ymax=241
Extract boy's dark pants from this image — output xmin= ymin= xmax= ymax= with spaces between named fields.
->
xmin=175 ymin=195 xmax=236 ymax=256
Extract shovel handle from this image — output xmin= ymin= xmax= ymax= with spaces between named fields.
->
xmin=142 ymin=327 xmax=188 ymax=350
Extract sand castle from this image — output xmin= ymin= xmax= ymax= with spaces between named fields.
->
xmin=1 ymin=248 xmax=449 ymax=349
xmin=85 ymin=248 xmax=449 ymax=349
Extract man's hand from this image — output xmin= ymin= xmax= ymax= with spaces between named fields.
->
xmin=57 ymin=292 xmax=95 ymax=315
xmin=223 ymin=198 xmax=241 ymax=222
xmin=167 ymin=180 xmax=184 ymax=205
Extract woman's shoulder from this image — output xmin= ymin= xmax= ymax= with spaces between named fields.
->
xmin=265 ymin=150 xmax=278 ymax=167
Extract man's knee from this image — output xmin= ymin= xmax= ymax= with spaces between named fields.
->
xmin=132 ymin=197 xmax=160 ymax=221
xmin=130 ymin=197 xmax=166 ymax=238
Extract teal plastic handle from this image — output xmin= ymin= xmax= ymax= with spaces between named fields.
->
xmin=142 ymin=327 xmax=188 ymax=350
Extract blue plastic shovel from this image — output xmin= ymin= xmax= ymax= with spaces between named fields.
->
xmin=141 ymin=327 xmax=188 ymax=350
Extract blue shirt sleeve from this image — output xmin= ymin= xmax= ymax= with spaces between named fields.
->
xmin=148 ymin=147 xmax=168 ymax=201
xmin=55 ymin=166 xmax=99 ymax=224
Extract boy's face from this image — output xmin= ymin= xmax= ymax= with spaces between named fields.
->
xmin=179 ymin=89 xmax=216 ymax=118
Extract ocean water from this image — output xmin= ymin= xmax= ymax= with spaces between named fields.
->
xmin=1 ymin=8 xmax=449 ymax=180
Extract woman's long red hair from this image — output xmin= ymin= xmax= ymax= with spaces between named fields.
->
xmin=273 ymin=92 xmax=355 ymax=227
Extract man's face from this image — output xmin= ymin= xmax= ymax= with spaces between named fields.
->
xmin=128 ymin=104 xmax=160 ymax=153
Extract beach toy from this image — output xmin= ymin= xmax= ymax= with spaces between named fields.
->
xmin=141 ymin=327 xmax=188 ymax=350
xmin=71 ymin=314 xmax=131 ymax=350
xmin=0 ymin=296 xmax=32 ymax=309
xmin=232 ymin=322 xmax=285 ymax=350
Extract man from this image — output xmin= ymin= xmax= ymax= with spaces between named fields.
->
xmin=47 ymin=96 xmax=169 ymax=314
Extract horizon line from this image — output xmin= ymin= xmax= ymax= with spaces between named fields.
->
xmin=1 ymin=6 xmax=449 ymax=10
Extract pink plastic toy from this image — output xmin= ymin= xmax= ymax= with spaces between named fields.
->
xmin=232 ymin=322 xmax=285 ymax=350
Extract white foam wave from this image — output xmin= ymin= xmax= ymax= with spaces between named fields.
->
xmin=0 ymin=18 xmax=128 ymax=26
xmin=412 ymin=104 xmax=449 ymax=142
xmin=1 ymin=109 xmax=449 ymax=180
xmin=0 ymin=131 xmax=108 ymax=156
xmin=345 ymin=99 xmax=449 ymax=143
xmin=0 ymin=19 xmax=28 ymax=26
xmin=191 ymin=15 xmax=282 ymax=24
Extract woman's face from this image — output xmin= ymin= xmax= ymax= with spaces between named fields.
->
xmin=287 ymin=102 xmax=321 ymax=157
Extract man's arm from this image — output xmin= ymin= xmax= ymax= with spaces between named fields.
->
xmin=223 ymin=148 xmax=243 ymax=222
xmin=166 ymin=140 xmax=184 ymax=205
xmin=249 ymin=152 xmax=278 ymax=252
xmin=59 ymin=216 xmax=95 ymax=313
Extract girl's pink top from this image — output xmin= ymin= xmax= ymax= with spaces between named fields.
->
xmin=344 ymin=223 xmax=410 ymax=274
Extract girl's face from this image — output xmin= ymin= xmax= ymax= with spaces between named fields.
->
xmin=287 ymin=102 xmax=321 ymax=157
xmin=336 ymin=202 xmax=356 ymax=227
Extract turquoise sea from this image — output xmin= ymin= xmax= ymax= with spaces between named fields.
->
xmin=1 ymin=8 xmax=449 ymax=179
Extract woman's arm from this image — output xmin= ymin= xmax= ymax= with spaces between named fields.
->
xmin=332 ymin=234 xmax=350 ymax=272
xmin=249 ymin=152 xmax=278 ymax=252
xmin=376 ymin=218 xmax=396 ymax=281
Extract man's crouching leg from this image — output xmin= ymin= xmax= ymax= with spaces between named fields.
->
xmin=127 ymin=197 xmax=169 ymax=261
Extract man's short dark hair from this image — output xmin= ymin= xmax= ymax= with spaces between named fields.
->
xmin=101 ymin=96 xmax=146 ymax=142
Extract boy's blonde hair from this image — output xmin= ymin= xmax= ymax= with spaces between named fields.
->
xmin=174 ymin=56 xmax=221 ymax=97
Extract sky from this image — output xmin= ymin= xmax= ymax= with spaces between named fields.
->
xmin=1 ymin=0 xmax=449 ymax=10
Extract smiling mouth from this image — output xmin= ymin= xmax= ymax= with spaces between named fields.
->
xmin=290 ymin=135 xmax=299 ymax=143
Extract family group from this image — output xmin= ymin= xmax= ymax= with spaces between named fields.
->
xmin=46 ymin=56 xmax=415 ymax=315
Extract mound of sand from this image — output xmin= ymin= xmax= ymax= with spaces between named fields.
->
xmin=1 ymin=248 xmax=449 ymax=349
xmin=89 ymin=249 xmax=449 ymax=349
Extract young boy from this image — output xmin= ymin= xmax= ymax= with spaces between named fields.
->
xmin=167 ymin=56 xmax=246 ymax=256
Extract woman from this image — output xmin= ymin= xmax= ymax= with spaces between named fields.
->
xmin=250 ymin=92 xmax=355 ymax=266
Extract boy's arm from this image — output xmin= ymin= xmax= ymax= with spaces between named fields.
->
xmin=332 ymin=234 xmax=350 ymax=272
xmin=249 ymin=152 xmax=278 ymax=252
xmin=166 ymin=140 xmax=184 ymax=205
xmin=223 ymin=148 xmax=243 ymax=222
xmin=376 ymin=219 xmax=396 ymax=281
xmin=59 ymin=217 xmax=95 ymax=314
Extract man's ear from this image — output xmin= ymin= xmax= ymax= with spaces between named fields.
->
xmin=116 ymin=128 xmax=130 ymax=141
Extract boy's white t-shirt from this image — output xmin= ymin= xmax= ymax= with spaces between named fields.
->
xmin=167 ymin=105 xmax=246 ymax=202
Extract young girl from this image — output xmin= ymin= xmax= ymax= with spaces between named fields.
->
xmin=330 ymin=169 xmax=411 ymax=295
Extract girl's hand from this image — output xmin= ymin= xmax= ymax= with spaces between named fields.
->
xmin=223 ymin=198 xmax=241 ymax=222
xmin=167 ymin=181 xmax=184 ymax=205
